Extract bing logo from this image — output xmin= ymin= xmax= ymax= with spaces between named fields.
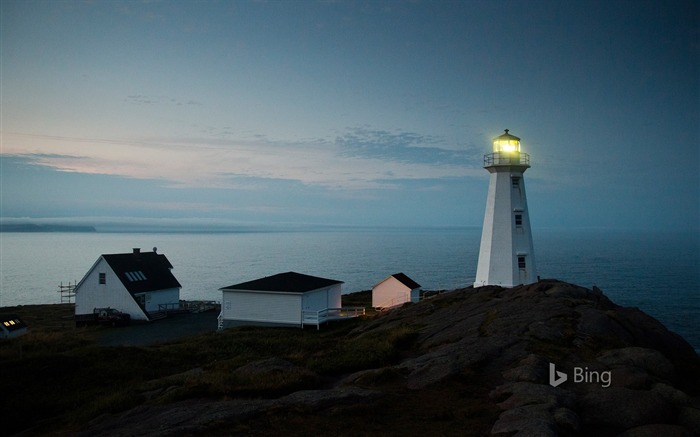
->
xmin=549 ymin=362 xmax=611 ymax=388
xmin=549 ymin=363 xmax=568 ymax=387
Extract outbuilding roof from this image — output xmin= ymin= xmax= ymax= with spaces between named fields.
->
xmin=0 ymin=314 xmax=28 ymax=332
xmin=220 ymin=271 xmax=343 ymax=294
xmin=102 ymin=249 xmax=182 ymax=294
xmin=375 ymin=272 xmax=421 ymax=290
xmin=392 ymin=273 xmax=421 ymax=289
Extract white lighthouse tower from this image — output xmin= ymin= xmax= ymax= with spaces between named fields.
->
xmin=474 ymin=129 xmax=537 ymax=287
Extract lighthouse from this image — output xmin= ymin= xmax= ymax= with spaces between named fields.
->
xmin=474 ymin=129 xmax=537 ymax=287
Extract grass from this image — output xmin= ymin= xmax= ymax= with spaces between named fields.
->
xmin=0 ymin=300 xmax=423 ymax=435
xmin=0 ymin=290 xmax=505 ymax=436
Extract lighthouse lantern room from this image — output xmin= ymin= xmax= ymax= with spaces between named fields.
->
xmin=474 ymin=129 xmax=537 ymax=288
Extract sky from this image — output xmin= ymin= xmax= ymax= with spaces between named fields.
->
xmin=1 ymin=0 xmax=698 ymax=231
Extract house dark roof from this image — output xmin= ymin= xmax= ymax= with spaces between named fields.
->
xmin=0 ymin=314 xmax=28 ymax=332
xmin=390 ymin=273 xmax=421 ymax=290
xmin=220 ymin=271 xmax=343 ymax=294
xmin=102 ymin=250 xmax=181 ymax=294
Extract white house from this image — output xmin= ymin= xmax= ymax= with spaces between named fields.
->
xmin=74 ymin=248 xmax=182 ymax=321
xmin=372 ymin=273 xmax=422 ymax=309
xmin=0 ymin=314 xmax=28 ymax=339
xmin=219 ymin=271 xmax=347 ymax=329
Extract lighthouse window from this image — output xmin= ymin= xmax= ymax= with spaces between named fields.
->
xmin=512 ymin=177 xmax=520 ymax=188
xmin=518 ymin=256 xmax=526 ymax=269
xmin=515 ymin=214 xmax=523 ymax=226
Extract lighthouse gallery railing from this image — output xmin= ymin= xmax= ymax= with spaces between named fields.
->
xmin=484 ymin=152 xmax=530 ymax=167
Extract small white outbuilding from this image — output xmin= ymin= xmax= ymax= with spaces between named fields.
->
xmin=73 ymin=248 xmax=182 ymax=321
xmin=219 ymin=271 xmax=344 ymax=329
xmin=0 ymin=314 xmax=28 ymax=339
xmin=372 ymin=273 xmax=422 ymax=309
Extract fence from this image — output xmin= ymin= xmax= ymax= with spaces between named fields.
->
xmin=158 ymin=300 xmax=220 ymax=314
xmin=301 ymin=307 xmax=366 ymax=330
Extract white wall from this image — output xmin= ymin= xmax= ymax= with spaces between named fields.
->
xmin=222 ymin=291 xmax=302 ymax=326
xmin=74 ymin=257 xmax=149 ymax=321
xmin=329 ymin=284 xmax=342 ymax=308
xmin=303 ymin=288 xmax=327 ymax=312
xmin=1 ymin=326 xmax=28 ymax=339
xmin=372 ymin=277 xmax=410 ymax=308
xmin=410 ymin=288 xmax=421 ymax=303
xmin=302 ymin=284 xmax=342 ymax=312
xmin=138 ymin=288 xmax=180 ymax=312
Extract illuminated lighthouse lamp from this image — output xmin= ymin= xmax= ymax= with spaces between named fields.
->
xmin=484 ymin=129 xmax=530 ymax=167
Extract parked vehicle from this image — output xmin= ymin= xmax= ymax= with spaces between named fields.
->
xmin=75 ymin=308 xmax=131 ymax=327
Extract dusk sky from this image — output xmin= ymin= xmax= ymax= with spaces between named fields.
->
xmin=1 ymin=0 xmax=698 ymax=231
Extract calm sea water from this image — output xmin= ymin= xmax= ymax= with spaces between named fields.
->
xmin=1 ymin=228 xmax=698 ymax=350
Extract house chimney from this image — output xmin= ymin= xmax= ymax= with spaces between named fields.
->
xmin=133 ymin=248 xmax=141 ymax=255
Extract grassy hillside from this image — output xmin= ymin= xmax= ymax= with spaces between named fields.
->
xmin=1 ymin=295 xmax=495 ymax=436
xmin=3 ymin=281 xmax=699 ymax=436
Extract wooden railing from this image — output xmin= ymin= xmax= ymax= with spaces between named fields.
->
xmin=148 ymin=310 xmax=167 ymax=321
xmin=375 ymin=295 xmax=410 ymax=310
xmin=217 ymin=306 xmax=365 ymax=331
xmin=302 ymin=307 xmax=366 ymax=330
xmin=158 ymin=300 xmax=220 ymax=314
xmin=375 ymin=290 xmax=449 ymax=311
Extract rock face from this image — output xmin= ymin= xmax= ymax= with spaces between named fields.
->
xmin=80 ymin=280 xmax=700 ymax=436
xmin=349 ymin=280 xmax=700 ymax=435
xmin=78 ymin=386 xmax=383 ymax=437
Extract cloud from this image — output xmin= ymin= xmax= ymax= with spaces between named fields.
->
xmin=1 ymin=129 xmax=484 ymax=190
xmin=336 ymin=127 xmax=480 ymax=166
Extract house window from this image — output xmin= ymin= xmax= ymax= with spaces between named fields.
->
xmin=512 ymin=177 xmax=520 ymax=189
xmin=99 ymin=273 xmax=106 ymax=285
xmin=518 ymin=256 xmax=526 ymax=269
xmin=515 ymin=214 xmax=523 ymax=227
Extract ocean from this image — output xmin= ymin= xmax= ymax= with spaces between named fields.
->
xmin=1 ymin=228 xmax=698 ymax=350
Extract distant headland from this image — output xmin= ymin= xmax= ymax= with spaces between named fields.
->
xmin=0 ymin=223 xmax=97 ymax=233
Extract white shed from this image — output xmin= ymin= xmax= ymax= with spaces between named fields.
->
xmin=219 ymin=271 xmax=344 ymax=329
xmin=372 ymin=273 xmax=422 ymax=309
xmin=0 ymin=314 xmax=28 ymax=339
xmin=73 ymin=248 xmax=181 ymax=321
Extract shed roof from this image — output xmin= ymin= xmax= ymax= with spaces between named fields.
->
xmin=392 ymin=273 xmax=421 ymax=289
xmin=375 ymin=272 xmax=421 ymax=290
xmin=0 ymin=314 xmax=28 ymax=332
xmin=102 ymin=250 xmax=181 ymax=294
xmin=220 ymin=271 xmax=343 ymax=294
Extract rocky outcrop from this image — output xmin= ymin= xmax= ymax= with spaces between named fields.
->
xmin=79 ymin=280 xmax=700 ymax=436
xmin=351 ymin=280 xmax=700 ymax=435
xmin=78 ymin=386 xmax=382 ymax=437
